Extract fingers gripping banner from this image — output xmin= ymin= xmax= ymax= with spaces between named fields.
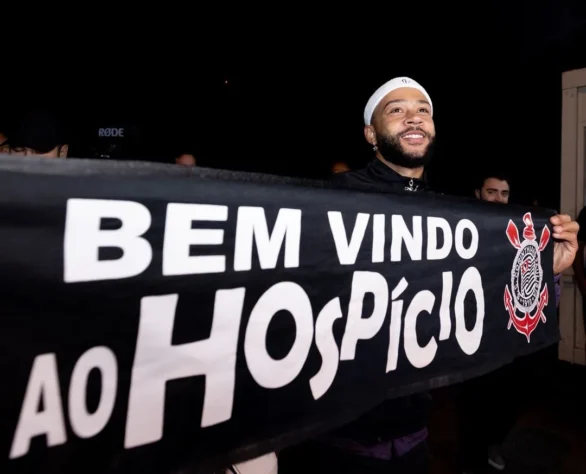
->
xmin=0 ymin=158 xmax=558 ymax=473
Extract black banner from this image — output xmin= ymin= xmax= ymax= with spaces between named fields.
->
xmin=0 ymin=158 xmax=558 ymax=473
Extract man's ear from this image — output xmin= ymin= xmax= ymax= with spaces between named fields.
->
xmin=364 ymin=125 xmax=377 ymax=147
xmin=474 ymin=189 xmax=481 ymax=199
xmin=59 ymin=144 xmax=69 ymax=158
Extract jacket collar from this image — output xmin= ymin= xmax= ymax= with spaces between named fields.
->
xmin=367 ymin=158 xmax=429 ymax=192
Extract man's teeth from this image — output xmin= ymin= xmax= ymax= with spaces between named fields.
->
xmin=403 ymin=134 xmax=423 ymax=139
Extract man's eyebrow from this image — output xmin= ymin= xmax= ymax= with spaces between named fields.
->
xmin=383 ymin=99 xmax=431 ymax=109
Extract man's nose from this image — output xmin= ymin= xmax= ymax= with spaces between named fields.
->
xmin=405 ymin=112 xmax=423 ymax=125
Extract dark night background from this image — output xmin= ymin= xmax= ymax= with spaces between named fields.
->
xmin=3 ymin=2 xmax=586 ymax=210
xmin=0 ymin=6 xmax=585 ymax=473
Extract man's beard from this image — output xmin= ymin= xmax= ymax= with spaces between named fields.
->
xmin=376 ymin=128 xmax=435 ymax=169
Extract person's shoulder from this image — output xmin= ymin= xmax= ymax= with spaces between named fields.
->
xmin=331 ymin=167 xmax=372 ymax=186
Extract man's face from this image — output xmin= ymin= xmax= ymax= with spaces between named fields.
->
xmin=366 ymin=87 xmax=436 ymax=168
xmin=331 ymin=161 xmax=350 ymax=174
xmin=10 ymin=145 xmax=68 ymax=158
xmin=176 ymin=154 xmax=196 ymax=166
xmin=476 ymin=177 xmax=510 ymax=204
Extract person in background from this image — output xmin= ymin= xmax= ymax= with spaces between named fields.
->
xmin=330 ymin=160 xmax=350 ymax=174
xmin=176 ymin=153 xmax=197 ymax=166
xmin=474 ymin=172 xmax=510 ymax=204
xmin=461 ymin=170 xmax=513 ymax=473
xmin=0 ymin=115 xmax=9 ymax=154
xmin=460 ymin=170 xmax=563 ymax=473
xmin=9 ymin=109 xmax=68 ymax=158
xmin=474 ymin=171 xmax=561 ymax=308
xmin=0 ymin=130 xmax=8 ymax=154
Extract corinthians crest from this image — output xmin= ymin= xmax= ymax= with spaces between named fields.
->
xmin=504 ymin=212 xmax=551 ymax=342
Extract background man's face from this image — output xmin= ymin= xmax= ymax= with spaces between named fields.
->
xmin=331 ymin=161 xmax=350 ymax=174
xmin=371 ymin=87 xmax=435 ymax=159
xmin=176 ymin=154 xmax=196 ymax=166
xmin=476 ymin=177 xmax=510 ymax=204
xmin=10 ymin=145 xmax=68 ymax=158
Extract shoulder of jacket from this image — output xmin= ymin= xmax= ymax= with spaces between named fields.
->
xmin=331 ymin=168 xmax=369 ymax=183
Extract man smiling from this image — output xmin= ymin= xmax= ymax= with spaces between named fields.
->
xmin=334 ymin=76 xmax=435 ymax=195
xmin=323 ymin=76 xmax=579 ymax=473
xmin=325 ymin=77 xmax=437 ymax=473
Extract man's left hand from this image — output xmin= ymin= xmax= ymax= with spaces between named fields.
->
xmin=551 ymin=214 xmax=580 ymax=274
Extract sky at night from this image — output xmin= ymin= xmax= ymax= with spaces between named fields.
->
xmin=2 ymin=2 xmax=586 ymax=208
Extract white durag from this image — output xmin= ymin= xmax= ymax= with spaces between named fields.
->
xmin=363 ymin=77 xmax=433 ymax=125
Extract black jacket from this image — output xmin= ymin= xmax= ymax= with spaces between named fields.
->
xmin=329 ymin=158 xmax=432 ymax=441
xmin=332 ymin=158 xmax=430 ymax=193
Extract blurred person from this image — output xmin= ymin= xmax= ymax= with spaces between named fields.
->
xmin=0 ymin=130 xmax=8 ymax=154
xmin=10 ymin=109 xmax=68 ymax=158
xmin=176 ymin=153 xmax=196 ymax=166
xmin=331 ymin=160 xmax=350 ymax=174
xmin=0 ymin=115 xmax=9 ymax=154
